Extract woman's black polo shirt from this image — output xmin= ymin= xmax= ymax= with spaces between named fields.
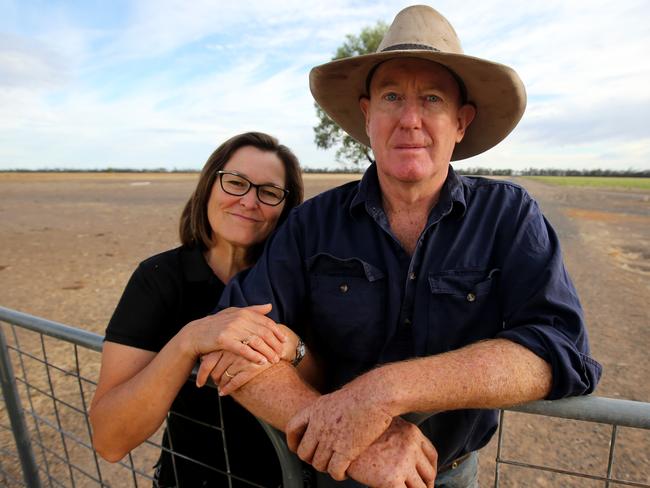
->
xmin=105 ymin=245 xmax=282 ymax=487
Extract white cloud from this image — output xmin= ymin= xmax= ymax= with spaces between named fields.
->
xmin=1 ymin=0 xmax=649 ymax=170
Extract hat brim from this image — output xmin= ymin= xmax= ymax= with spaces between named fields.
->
xmin=310 ymin=50 xmax=527 ymax=161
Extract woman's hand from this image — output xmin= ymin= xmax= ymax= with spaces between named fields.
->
xmin=196 ymin=350 xmax=272 ymax=394
xmin=183 ymin=303 xmax=287 ymax=365
xmin=196 ymin=323 xmax=302 ymax=392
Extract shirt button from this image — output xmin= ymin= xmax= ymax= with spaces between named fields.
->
xmin=466 ymin=292 xmax=476 ymax=302
xmin=339 ymin=284 xmax=349 ymax=293
xmin=404 ymin=318 xmax=412 ymax=326
xmin=409 ymin=272 xmax=416 ymax=280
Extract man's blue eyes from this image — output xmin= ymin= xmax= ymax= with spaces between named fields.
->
xmin=382 ymin=94 xmax=440 ymax=102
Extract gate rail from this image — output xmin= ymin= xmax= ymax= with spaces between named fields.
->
xmin=1 ymin=305 xmax=649 ymax=487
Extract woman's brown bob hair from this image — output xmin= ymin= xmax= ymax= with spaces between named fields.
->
xmin=179 ymin=132 xmax=303 ymax=250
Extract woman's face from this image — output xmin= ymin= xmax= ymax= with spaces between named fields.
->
xmin=206 ymin=145 xmax=287 ymax=250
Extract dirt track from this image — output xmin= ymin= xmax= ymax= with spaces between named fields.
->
xmin=0 ymin=172 xmax=648 ymax=486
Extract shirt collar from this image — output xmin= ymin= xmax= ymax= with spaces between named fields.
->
xmin=349 ymin=163 xmax=467 ymax=219
xmin=181 ymin=245 xmax=216 ymax=283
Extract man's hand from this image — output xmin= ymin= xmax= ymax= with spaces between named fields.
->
xmin=347 ymin=417 xmax=438 ymax=488
xmin=286 ymin=385 xmax=392 ymax=480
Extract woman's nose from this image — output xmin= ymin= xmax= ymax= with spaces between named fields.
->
xmin=239 ymin=188 xmax=259 ymax=208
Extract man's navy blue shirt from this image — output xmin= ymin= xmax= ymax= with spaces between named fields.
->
xmin=221 ymin=163 xmax=602 ymax=467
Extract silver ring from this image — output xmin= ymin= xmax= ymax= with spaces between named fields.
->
xmin=241 ymin=336 xmax=252 ymax=346
xmin=224 ymin=370 xmax=235 ymax=378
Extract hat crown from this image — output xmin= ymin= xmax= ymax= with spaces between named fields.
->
xmin=377 ymin=5 xmax=464 ymax=55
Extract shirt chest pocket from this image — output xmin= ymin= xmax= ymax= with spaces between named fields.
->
xmin=307 ymin=254 xmax=386 ymax=363
xmin=425 ymin=269 xmax=501 ymax=354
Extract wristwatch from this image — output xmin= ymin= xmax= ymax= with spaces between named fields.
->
xmin=292 ymin=338 xmax=306 ymax=367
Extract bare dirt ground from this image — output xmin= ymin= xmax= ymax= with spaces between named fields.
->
xmin=0 ymin=172 xmax=648 ymax=487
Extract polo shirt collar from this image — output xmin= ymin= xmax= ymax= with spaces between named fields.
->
xmin=349 ymin=163 xmax=467 ymax=218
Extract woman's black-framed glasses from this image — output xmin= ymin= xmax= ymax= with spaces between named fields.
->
xmin=217 ymin=170 xmax=289 ymax=206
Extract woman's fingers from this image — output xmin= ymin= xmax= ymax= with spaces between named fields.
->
xmin=210 ymin=353 xmax=235 ymax=386
xmin=222 ymin=336 xmax=270 ymax=364
xmin=243 ymin=304 xmax=287 ymax=343
xmin=196 ymin=351 xmax=222 ymax=387
xmin=240 ymin=334 xmax=280 ymax=364
xmin=240 ymin=306 xmax=287 ymax=354
xmin=219 ymin=362 xmax=271 ymax=396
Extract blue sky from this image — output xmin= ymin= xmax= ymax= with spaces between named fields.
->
xmin=1 ymin=0 xmax=649 ymax=171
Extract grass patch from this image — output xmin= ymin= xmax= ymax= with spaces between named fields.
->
xmin=524 ymin=176 xmax=650 ymax=191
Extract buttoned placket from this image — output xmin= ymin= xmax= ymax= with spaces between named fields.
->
xmin=365 ymin=194 xmax=456 ymax=362
xmin=398 ymin=200 xmax=454 ymax=334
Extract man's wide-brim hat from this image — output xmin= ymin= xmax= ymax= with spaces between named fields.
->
xmin=309 ymin=5 xmax=527 ymax=161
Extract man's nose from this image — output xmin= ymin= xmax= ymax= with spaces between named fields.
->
xmin=398 ymin=98 xmax=422 ymax=129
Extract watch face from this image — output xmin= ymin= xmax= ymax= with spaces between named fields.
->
xmin=293 ymin=340 xmax=306 ymax=366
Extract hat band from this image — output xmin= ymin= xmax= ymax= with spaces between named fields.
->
xmin=365 ymin=43 xmax=468 ymax=105
xmin=380 ymin=43 xmax=440 ymax=52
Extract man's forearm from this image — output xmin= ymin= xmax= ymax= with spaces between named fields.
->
xmin=230 ymin=360 xmax=319 ymax=431
xmin=358 ymin=338 xmax=552 ymax=417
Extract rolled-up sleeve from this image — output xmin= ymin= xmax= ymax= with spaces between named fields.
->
xmin=496 ymin=196 xmax=602 ymax=399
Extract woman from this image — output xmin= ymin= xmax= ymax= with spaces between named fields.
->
xmin=90 ymin=132 xmax=305 ymax=487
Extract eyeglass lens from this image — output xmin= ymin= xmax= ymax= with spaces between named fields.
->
xmin=220 ymin=172 xmax=286 ymax=205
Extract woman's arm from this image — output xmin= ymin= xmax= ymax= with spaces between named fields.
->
xmin=90 ymin=304 xmax=287 ymax=462
xmin=89 ymin=338 xmax=195 ymax=462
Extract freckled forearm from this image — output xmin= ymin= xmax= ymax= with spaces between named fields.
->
xmin=230 ymin=361 xmax=320 ymax=431
xmin=362 ymin=338 xmax=552 ymax=417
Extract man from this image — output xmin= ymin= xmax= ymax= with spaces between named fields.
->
xmin=210 ymin=5 xmax=602 ymax=487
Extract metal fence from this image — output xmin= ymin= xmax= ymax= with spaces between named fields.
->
xmin=1 ymin=305 xmax=649 ymax=487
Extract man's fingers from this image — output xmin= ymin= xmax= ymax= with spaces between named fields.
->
xmin=327 ymin=452 xmax=350 ymax=481
xmin=286 ymin=409 xmax=309 ymax=452
xmin=405 ymin=475 xmax=427 ymax=488
xmin=311 ymin=445 xmax=333 ymax=473
xmin=296 ymin=435 xmax=318 ymax=464
xmin=415 ymin=459 xmax=436 ymax=488
xmin=421 ymin=440 xmax=438 ymax=467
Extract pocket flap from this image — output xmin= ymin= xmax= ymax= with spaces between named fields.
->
xmin=306 ymin=253 xmax=385 ymax=282
xmin=428 ymin=269 xmax=500 ymax=296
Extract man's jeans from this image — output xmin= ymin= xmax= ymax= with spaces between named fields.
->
xmin=435 ymin=451 xmax=479 ymax=488
xmin=314 ymin=451 xmax=479 ymax=488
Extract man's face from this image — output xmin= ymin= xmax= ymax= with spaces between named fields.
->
xmin=359 ymin=58 xmax=475 ymax=185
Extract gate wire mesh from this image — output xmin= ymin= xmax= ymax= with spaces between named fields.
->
xmin=1 ymin=306 xmax=649 ymax=488
xmin=0 ymin=307 xmax=302 ymax=488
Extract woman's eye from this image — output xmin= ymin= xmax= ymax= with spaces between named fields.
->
xmin=261 ymin=189 xmax=280 ymax=199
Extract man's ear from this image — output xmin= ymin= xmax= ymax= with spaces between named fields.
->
xmin=455 ymin=103 xmax=476 ymax=143
xmin=359 ymin=97 xmax=371 ymax=135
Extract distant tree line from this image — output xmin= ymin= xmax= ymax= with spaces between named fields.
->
xmin=515 ymin=168 xmax=650 ymax=177
xmin=3 ymin=167 xmax=648 ymax=177
xmin=303 ymin=167 xmax=650 ymax=177
xmin=1 ymin=168 xmax=197 ymax=173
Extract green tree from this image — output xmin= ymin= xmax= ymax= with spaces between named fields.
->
xmin=313 ymin=21 xmax=388 ymax=168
